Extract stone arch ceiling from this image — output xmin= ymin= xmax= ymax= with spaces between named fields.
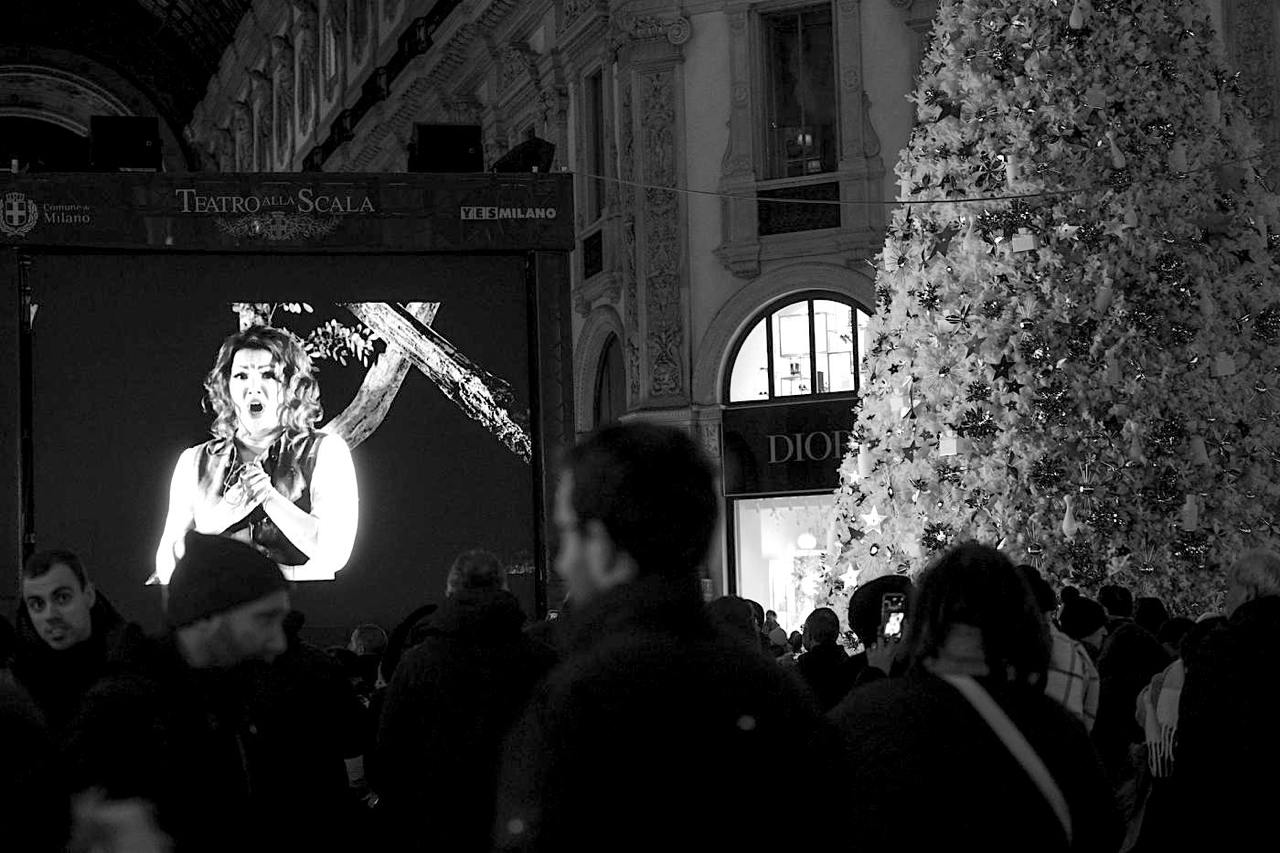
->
xmin=3 ymin=0 xmax=252 ymax=168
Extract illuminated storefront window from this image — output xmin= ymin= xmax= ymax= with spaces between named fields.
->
xmin=721 ymin=293 xmax=869 ymax=628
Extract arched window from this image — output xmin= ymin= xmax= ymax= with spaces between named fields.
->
xmin=593 ymin=334 xmax=626 ymax=427
xmin=725 ymin=293 xmax=870 ymax=403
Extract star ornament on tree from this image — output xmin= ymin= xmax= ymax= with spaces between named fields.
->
xmin=860 ymin=506 xmax=887 ymax=531
xmin=991 ymin=354 xmax=1016 ymax=382
xmin=929 ymin=223 xmax=962 ymax=259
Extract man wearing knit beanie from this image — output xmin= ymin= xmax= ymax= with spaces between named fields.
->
xmin=167 ymin=531 xmax=291 ymax=666
xmin=62 ymin=532 xmax=293 ymax=852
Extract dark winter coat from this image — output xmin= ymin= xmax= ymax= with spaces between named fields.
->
xmin=491 ymin=575 xmax=846 ymax=853
xmin=236 ymin=636 xmax=369 ymax=850
xmin=61 ymin=635 xmax=269 ymax=853
xmin=1158 ymin=596 xmax=1280 ymax=848
xmin=9 ymin=592 xmax=146 ymax=734
xmin=1093 ymin=619 xmax=1170 ymax=776
xmin=829 ymin=671 xmax=1122 ymax=853
xmin=375 ymin=588 xmax=556 ymax=853
xmin=1 ymin=676 xmax=69 ymax=852
xmin=796 ymin=641 xmax=863 ymax=711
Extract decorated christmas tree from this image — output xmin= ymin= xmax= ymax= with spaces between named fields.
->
xmin=825 ymin=0 xmax=1280 ymax=617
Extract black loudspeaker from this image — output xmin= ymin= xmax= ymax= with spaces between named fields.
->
xmin=491 ymin=137 xmax=556 ymax=173
xmin=90 ymin=116 xmax=161 ymax=171
xmin=408 ymin=124 xmax=484 ymax=172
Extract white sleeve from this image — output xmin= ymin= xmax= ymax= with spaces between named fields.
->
xmin=153 ymin=446 xmax=198 ymax=585
xmin=289 ymin=431 xmax=359 ymax=580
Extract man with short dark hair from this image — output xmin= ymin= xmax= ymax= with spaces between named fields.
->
xmin=64 ymin=531 xmax=293 ymax=852
xmin=493 ymin=422 xmax=844 ymax=852
xmin=795 ymin=606 xmax=858 ymax=711
xmin=1098 ymin=583 xmax=1134 ymax=624
xmin=1016 ymin=564 xmax=1099 ymax=731
xmin=10 ymin=549 xmax=144 ymax=732
xmin=1093 ymin=582 xmax=1169 ymax=778
xmin=375 ymin=549 xmax=555 ymax=852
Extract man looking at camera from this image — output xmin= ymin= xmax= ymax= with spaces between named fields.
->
xmin=9 ymin=550 xmax=144 ymax=732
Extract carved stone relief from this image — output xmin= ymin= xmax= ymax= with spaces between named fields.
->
xmin=297 ymin=11 xmax=319 ymax=137
xmin=698 ymin=419 xmax=721 ymax=459
xmin=559 ymin=0 xmax=600 ymax=34
xmin=617 ymin=71 xmax=641 ymax=404
xmin=499 ymin=43 xmax=538 ymax=93
xmin=250 ymin=69 xmax=273 ymax=171
xmin=612 ymin=12 xmax=692 ymax=46
xmin=321 ymin=10 xmax=342 ymax=101
xmin=442 ymin=96 xmax=484 ymax=125
xmin=861 ymin=92 xmax=881 ymax=158
xmin=212 ymin=126 xmax=234 ymax=172
xmin=272 ymin=36 xmax=295 ymax=164
xmin=720 ymin=9 xmax=754 ymax=182
xmin=638 ymin=68 xmax=684 ymax=400
xmin=232 ymin=100 xmax=253 ymax=171
xmin=352 ymin=0 xmax=371 ymax=65
xmin=328 ymin=0 xmax=346 ymax=31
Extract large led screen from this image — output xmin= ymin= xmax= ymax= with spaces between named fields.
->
xmin=27 ymin=252 xmax=535 ymax=637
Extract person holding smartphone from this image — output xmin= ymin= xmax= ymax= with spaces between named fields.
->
xmin=846 ymin=574 xmax=914 ymax=685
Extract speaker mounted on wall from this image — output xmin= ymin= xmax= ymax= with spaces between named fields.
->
xmin=491 ymin=137 xmax=556 ymax=174
xmin=90 ymin=116 xmax=162 ymax=172
xmin=408 ymin=124 xmax=484 ymax=173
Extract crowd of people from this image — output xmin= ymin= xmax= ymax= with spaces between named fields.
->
xmin=2 ymin=420 xmax=1278 ymax=851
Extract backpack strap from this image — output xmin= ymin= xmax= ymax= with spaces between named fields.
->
xmin=939 ymin=673 xmax=1073 ymax=846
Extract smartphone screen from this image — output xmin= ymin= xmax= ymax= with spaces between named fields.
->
xmin=880 ymin=593 xmax=906 ymax=641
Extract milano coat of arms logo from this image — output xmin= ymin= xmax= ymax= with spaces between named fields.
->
xmin=1 ymin=191 xmax=39 ymax=237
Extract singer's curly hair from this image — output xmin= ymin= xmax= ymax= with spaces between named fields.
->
xmin=204 ymin=325 xmax=322 ymax=439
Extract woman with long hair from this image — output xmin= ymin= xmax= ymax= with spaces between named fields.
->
xmin=153 ymin=325 xmax=358 ymax=583
xmin=829 ymin=543 xmax=1122 ymax=853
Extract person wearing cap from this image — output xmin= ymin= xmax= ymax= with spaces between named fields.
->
xmin=846 ymin=573 xmax=915 ymax=685
xmin=64 ymin=532 xmax=292 ymax=853
xmin=153 ymin=324 xmax=359 ymax=585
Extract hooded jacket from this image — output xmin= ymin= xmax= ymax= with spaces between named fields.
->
xmin=375 ymin=588 xmax=556 ymax=853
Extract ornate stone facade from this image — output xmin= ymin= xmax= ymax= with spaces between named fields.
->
xmin=352 ymin=0 xmax=371 ymax=65
xmin=172 ymin=0 xmax=1280 ymax=600
xmin=295 ymin=3 xmax=319 ymax=141
xmin=272 ymin=36 xmax=295 ymax=165
xmin=638 ymin=68 xmax=684 ymax=400
xmin=618 ymin=66 xmax=641 ymax=404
